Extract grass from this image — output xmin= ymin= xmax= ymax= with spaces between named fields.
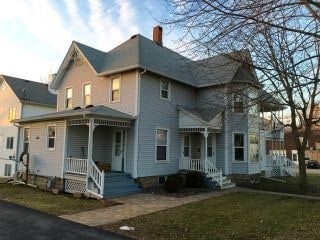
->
xmin=102 ymin=192 xmax=320 ymax=240
xmin=240 ymin=174 xmax=320 ymax=196
xmin=0 ymin=181 xmax=114 ymax=215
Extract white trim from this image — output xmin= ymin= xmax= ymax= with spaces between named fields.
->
xmin=124 ymin=128 xmax=128 ymax=173
xmin=109 ymin=75 xmax=121 ymax=103
xmin=65 ymin=86 xmax=73 ymax=109
xmin=155 ymin=128 xmax=170 ymax=163
xmin=160 ymin=79 xmax=171 ymax=101
xmin=82 ymin=82 xmax=92 ymax=107
xmin=47 ymin=124 xmax=57 ymax=151
xmin=249 ymin=132 xmax=260 ymax=163
xmin=61 ymin=120 xmax=68 ymax=178
xmin=232 ymin=131 xmax=247 ymax=162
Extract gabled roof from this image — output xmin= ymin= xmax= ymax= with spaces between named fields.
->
xmin=178 ymin=106 xmax=223 ymax=123
xmin=15 ymin=105 xmax=135 ymax=123
xmin=51 ymin=34 xmax=258 ymax=89
xmin=1 ymin=75 xmax=57 ymax=107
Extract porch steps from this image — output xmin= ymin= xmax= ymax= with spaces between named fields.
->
xmin=103 ymin=173 xmax=140 ymax=198
xmin=206 ymin=175 xmax=236 ymax=190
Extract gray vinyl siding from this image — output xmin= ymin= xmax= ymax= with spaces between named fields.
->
xmin=196 ymin=86 xmax=226 ymax=109
xmin=138 ymin=73 xmax=195 ymax=177
xmin=125 ymin=124 xmax=135 ymax=175
xmin=92 ymin=126 xmax=113 ymax=164
xmin=17 ymin=121 xmax=65 ymax=178
xmin=215 ymin=132 xmax=225 ymax=172
xmin=22 ymin=104 xmax=56 ymax=118
xmin=67 ymin=125 xmax=88 ymax=159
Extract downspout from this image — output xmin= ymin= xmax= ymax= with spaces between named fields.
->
xmin=13 ymin=122 xmax=20 ymax=178
xmin=133 ymin=68 xmax=146 ymax=179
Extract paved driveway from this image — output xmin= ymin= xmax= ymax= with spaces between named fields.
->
xmin=0 ymin=200 xmax=131 ymax=240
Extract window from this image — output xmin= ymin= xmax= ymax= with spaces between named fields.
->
xmin=6 ymin=137 xmax=14 ymax=149
xmin=66 ymin=88 xmax=73 ymax=109
xmin=207 ymin=135 xmax=213 ymax=157
xmin=8 ymin=107 xmax=16 ymax=122
xmin=156 ymin=129 xmax=169 ymax=161
xmin=4 ymin=164 xmax=11 ymax=177
xmin=47 ymin=126 xmax=56 ymax=150
xmin=83 ymin=84 xmax=91 ymax=106
xmin=234 ymin=133 xmax=245 ymax=161
xmin=183 ymin=135 xmax=190 ymax=157
xmin=250 ymin=134 xmax=259 ymax=162
xmin=111 ymin=77 xmax=120 ymax=102
xmin=248 ymin=90 xmax=259 ymax=116
xmin=299 ymin=137 xmax=308 ymax=147
xmin=23 ymin=128 xmax=30 ymax=153
xmin=233 ymin=94 xmax=244 ymax=113
xmin=160 ymin=80 xmax=170 ymax=100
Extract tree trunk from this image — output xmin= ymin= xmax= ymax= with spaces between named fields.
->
xmin=297 ymin=149 xmax=307 ymax=190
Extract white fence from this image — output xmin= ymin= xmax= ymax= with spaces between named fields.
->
xmin=65 ymin=158 xmax=87 ymax=175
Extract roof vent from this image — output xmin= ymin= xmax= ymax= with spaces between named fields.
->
xmin=85 ymin=104 xmax=94 ymax=108
xmin=153 ymin=26 xmax=163 ymax=46
xmin=73 ymin=106 xmax=81 ymax=110
xmin=131 ymin=34 xmax=137 ymax=39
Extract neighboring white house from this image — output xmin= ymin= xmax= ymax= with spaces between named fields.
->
xmin=0 ymin=75 xmax=56 ymax=177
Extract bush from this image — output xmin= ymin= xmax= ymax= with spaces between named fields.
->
xmin=165 ymin=174 xmax=183 ymax=193
xmin=186 ymin=171 xmax=203 ymax=188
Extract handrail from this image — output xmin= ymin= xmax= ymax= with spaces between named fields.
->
xmin=87 ymin=159 xmax=105 ymax=197
xmin=66 ymin=158 xmax=87 ymax=175
xmin=206 ymin=159 xmax=223 ymax=187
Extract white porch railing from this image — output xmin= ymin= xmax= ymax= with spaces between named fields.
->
xmin=265 ymin=155 xmax=297 ymax=177
xmin=66 ymin=158 xmax=87 ymax=175
xmin=87 ymin=158 xmax=105 ymax=198
xmin=179 ymin=157 xmax=223 ymax=187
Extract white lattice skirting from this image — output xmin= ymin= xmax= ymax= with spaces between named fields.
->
xmin=65 ymin=179 xmax=86 ymax=193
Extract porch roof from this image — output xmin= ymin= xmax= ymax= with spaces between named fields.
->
xmin=15 ymin=105 xmax=135 ymax=123
xmin=178 ymin=106 xmax=223 ymax=130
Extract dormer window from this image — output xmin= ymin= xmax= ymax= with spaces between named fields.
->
xmin=83 ymin=84 xmax=91 ymax=106
xmin=66 ymin=87 xmax=73 ymax=109
xmin=160 ymin=80 xmax=170 ymax=100
xmin=111 ymin=77 xmax=120 ymax=102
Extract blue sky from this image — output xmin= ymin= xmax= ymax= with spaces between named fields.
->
xmin=0 ymin=0 xmax=177 ymax=82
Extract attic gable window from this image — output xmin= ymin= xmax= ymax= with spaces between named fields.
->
xmin=110 ymin=77 xmax=120 ymax=102
xmin=83 ymin=83 xmax=91 ymax=106
xmin=233 ymin=94 xmax=244 ymax=113
xmin=160 ymin=80 xmax=170 ymax=100
xmin=66 ymin=87 xmax=73 ymax=109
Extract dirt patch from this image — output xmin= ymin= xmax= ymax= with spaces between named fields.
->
xmin=142 ymin=185 xmax=214 ymax=198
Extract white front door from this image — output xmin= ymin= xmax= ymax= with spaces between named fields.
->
xmin=112 ymin=129 xmax=124 ymax=171
xmin=207 ymin=134 xmax=216 ymax=165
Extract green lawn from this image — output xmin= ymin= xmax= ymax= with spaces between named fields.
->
xmin=240 ymin=175 xmax=320 ymax=196
xmin=0 ymin=181 xmax=115 ymax=215
xmin=103 ymin=192 xmax=320 ymax=240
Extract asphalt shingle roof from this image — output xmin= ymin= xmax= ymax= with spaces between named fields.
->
xmin=2 ymin=75 xmax=56 ymax=106
xmin=178 ymin=106 xmax=223 ymax=123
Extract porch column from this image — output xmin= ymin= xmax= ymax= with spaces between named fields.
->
xmin=203 ymin=128 xmax=208 ymax=172
xmin=87 ymin=119 xmax=96 ymax=162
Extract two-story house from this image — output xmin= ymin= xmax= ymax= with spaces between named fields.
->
xmin=0 ymin=75 xmax=56 ymax=177
xmin=15 ymin=26 xmax=286 ymax=198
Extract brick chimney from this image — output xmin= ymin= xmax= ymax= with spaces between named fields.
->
xmin=153 ymin=26 xmax=163 ymax=46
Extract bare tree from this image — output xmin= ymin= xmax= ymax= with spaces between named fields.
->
xmin=163 ymin=0 xmax=320 ymax=188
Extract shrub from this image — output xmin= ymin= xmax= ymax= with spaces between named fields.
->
xmin=165 ymin=174 xmax=183 ymax=193
xmin=186 ymin=171 xmax=203 ymax=188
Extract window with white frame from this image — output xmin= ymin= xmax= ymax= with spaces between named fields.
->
xmin=66 ymin=88 xmax=73 ymax=109
xmin=233 ymin=94 xmax=244 ymax=113
xmin=156 ymin=129 xmax=169 ymax=161
xmin=111 ymin=77 xmax=120 ymax=102
xmin=23 ymin=128 xmax=30 ymax=153
xmin=234 ymin=133 xmax=245 ymax=161
xmin=250 ymin=133 xmax=259 ymax=162
xmin=160 ymin=80 xmax=170 ymax=99
xmin=83 ymin=83 xmax=91 ymax=106
xmin=183 ymin=135 xmax=190 ymax=157
xmin=6 ymin=137 xmax=14 ymax=149
xmin=47 ymin=126 xmax=56 ymax=150
xmin=8 ymin=107 xmax=16 ymax=122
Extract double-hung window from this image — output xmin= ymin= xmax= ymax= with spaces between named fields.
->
xmin=23 ymin=128 xmax=30 ymax=153
xmin=6 ymin=137 xmax=14 ymax=149
xmin=160 ymin=80 xmax=170 ymax=100
xmin=66 ymin=88 xmax=73 ymax=109
xmin=8 ymin=107 xmax=16 ymax=122
xmin=83 ymin=84 xmax=91 ymax=106
xmin=156 ymin=129 xmax=169 ymax=162
xmin=47 ymin=126 xmax=56 ymax=150
xmin=233 ymin=94 xmax=244 ymax=113
xmin=234 ymin=133 xmax=245 ymax=161
xmin=111 ymin=77 xmax=120 ymax=102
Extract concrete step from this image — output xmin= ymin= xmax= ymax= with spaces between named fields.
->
xmin=222 ymin=182 xmax=236 ymax=189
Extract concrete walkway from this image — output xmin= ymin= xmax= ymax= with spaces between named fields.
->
xmin=60 ymin=187 xmax=320 ymax=227
xmin=60 ymin=187 xmax=240 ymax=226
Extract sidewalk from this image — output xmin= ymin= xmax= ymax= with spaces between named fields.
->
xmin=60 ymin=187 xmax=240 ymax=226
xmin=60 ymin=186 xmax=320 ymax=227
